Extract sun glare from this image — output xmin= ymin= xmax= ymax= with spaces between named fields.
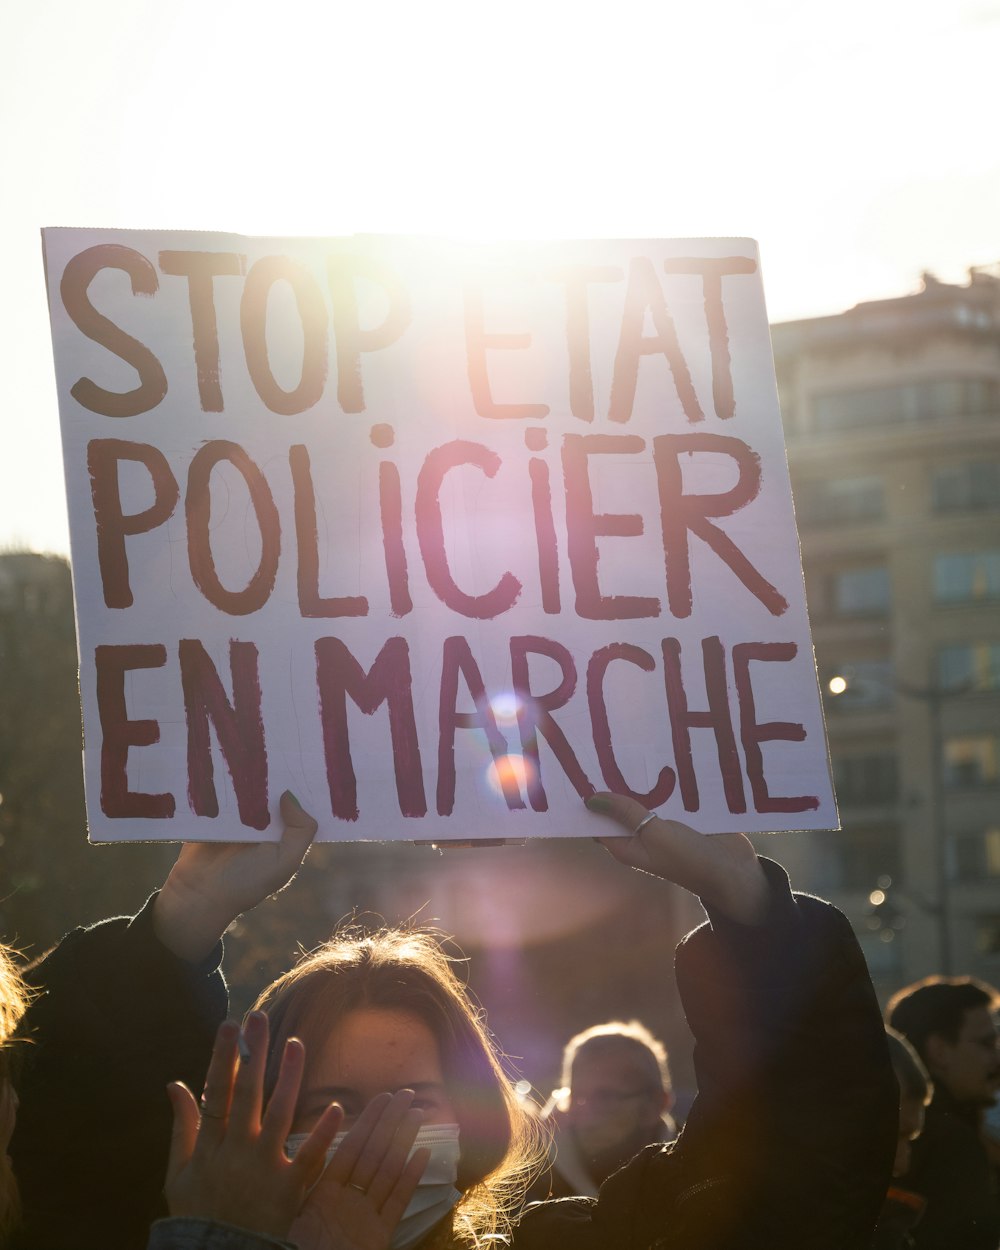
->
xmin=486 ymin=753 xmax=535 ymax=800
xmin=489 ymin=693 xmax=522 ymax=728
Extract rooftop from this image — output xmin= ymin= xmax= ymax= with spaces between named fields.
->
xmin=772 ymin=265 xmax=1000 ymax=358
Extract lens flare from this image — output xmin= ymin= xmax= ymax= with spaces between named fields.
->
xmin=490 ymin=692 xmax=521 ymax=727
xmin=486 ymin=753 xmax=535 ymax=799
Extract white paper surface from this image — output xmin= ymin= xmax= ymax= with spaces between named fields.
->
xmin=42 ymin=230 xmax=837 ymax=842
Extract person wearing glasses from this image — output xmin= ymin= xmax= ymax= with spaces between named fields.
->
xmin=533 ymin=1020 xmax=676 ymax=1200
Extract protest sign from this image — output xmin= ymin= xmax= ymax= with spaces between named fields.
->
xmin=42 ymin=230 xmax=837 ymax=842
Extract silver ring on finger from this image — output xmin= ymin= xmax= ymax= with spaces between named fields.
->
xmin=346 ymin=1180 xmax=368 ymax=1195
xmin=633 ymin=812 xmax=656 ymax=836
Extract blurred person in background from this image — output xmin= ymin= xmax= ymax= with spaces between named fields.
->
xmin=985 ymin=1066 xmax=1000 ymax=1173
xmin=871 ymin=1029 xmax=931 ymax=1250
xmin=532 ymin=1020 xmax=676 ymax=1200
xmin=887 ymin=976 xmax=1000 ymax=1250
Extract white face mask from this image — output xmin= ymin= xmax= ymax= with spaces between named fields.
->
xmin=286 ymin=1121 xmax=462 ymax=1250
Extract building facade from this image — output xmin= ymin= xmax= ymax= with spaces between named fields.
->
xmin=769 ymin=267 xmax=1000 ymax=997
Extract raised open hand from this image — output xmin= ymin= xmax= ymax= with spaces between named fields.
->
xmin=153 ymin=791 xmax=318 ymax=962
xmin=585 ymin=791 xmax=770 ymax=926
xmin=289 ymin=1091 xmax=431 ymax=1250
xmin=166 ymin=1011 xmax=341 ymax=1237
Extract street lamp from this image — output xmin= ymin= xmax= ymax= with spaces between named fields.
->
xmin=827 ymin=671 xmax=973 ymax=975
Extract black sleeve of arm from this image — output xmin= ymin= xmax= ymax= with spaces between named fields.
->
xmin=670 ymin=857 xmax=898 ymax=1250
xmin=10 ymin=893 xmax=228 ymax=1250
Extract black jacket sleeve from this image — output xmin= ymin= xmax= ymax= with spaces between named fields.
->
xmin=516 ymin=859 xmax=898 ymax=1250
xmin=10 ymin=893 xmax=228 ymax=1250
xmin=146 ymin=1217 xmax=296 ymax=1250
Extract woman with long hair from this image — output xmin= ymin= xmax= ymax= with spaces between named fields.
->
xmin=252 ymin=924 xmax=543 ymax=1249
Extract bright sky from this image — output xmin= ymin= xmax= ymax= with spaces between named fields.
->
xmin=3 ymin=0 xmax=999 ymax=556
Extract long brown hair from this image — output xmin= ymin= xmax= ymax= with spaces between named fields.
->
xmin=0 ymin=943 xmax=31 ymax=1243
xmin=252 ymin=925 xmax=544 ymax=1247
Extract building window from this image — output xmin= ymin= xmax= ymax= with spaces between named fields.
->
xmin=834 ymin=824 xmax=901 ymax=890
xmin=831 ymin=567 xmax=891 ymax=616
xmin=833 ymin=755 xmax=899 ymax=805
xmin=975 ymin=916 xmax=1000 ymax=958
xmin=860 ymin=931 xmax=903 ymax=974
xmin=796 ymin=476 xmax=885 ymax=527
xmin=813 ymin=377 xmax=1000 ymax=433
xmin=934 ymin=551 xmax=1000 ymax=604
xmin=955 ymin=828 xmax=1000 ymax=881
xmin=932 ymin=462 xmax=1000 ymax=513
xmin=942 ymin=736 xmax=1000 ymax=788
xmin=937 ymin=642 xmax=1000 ymax=691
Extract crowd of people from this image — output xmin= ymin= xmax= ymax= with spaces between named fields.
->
xmin=0 ymin=790 xmax=995 ymax=1249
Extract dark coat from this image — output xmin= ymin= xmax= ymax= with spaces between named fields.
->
xmin=9 ymin=896 xmax=226 ymax=1250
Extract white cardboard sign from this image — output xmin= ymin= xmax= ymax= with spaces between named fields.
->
xmin=42 ymin=230 xmax=837 ymax=842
